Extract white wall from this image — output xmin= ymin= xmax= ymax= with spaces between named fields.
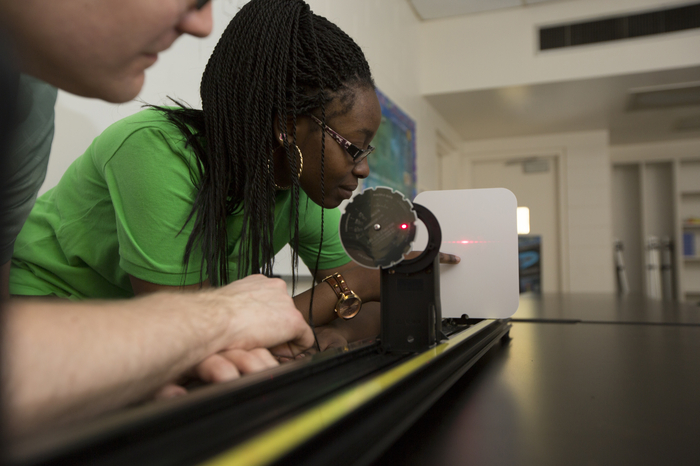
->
xmin=412 ymin=0 xmax=698 ymax=294
xmin=460 ymin=130 xmax=615 ymax=293
xmin=419 ymin=0 xmax=700 ymax=95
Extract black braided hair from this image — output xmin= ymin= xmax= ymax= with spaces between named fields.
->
xmin=155 ymin=0 xmax=374 ymax=287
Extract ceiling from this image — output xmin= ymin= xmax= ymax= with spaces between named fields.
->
xmin=426 ymin=66 xmax=700 ymax=145
xmin=408 ymin=0 xmax=571 ymax=20
xmin=408 ymin=0 xmax=700 ymax=145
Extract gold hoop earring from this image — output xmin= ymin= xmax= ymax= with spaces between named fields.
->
xmin=275 ymin=135 xmax=304 ymax=190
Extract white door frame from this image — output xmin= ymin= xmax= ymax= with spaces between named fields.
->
xmin=464 ymin=147 xmax=570 ymax=292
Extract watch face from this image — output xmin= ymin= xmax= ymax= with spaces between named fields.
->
xmin=337 ymin=295 xmax=362 ymax=319
xmin=339 ymin=187 xmax=416 ymax=269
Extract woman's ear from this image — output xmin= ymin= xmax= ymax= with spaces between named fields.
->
xmin=272 ymin=114 xmax=286 ymax=145
xmin=273 ymin=113 xmax=308 ymax=143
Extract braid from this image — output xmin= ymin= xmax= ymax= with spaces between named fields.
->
xmin=287 ymin=12 xmax=301 ymax=295
xmin=155 ymin=0 xmax=373 ymax=287
xmin=307 ymin=10 xmax=327 ymax=339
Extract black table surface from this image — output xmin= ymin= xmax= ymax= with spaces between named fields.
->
xmin=373 ymin=294 xmax=700 ymax=466
xmin=513 ymin=292 xmax=700 ymax=325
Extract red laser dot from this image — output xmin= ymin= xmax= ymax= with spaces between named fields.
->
xmin=400 ymin=224 xmax=408 ymax=229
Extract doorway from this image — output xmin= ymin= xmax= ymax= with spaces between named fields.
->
xmin=471 ymin=156 xmax=561 ymax=293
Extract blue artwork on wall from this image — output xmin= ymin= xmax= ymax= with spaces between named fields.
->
xmin=518 ymin=235 xmax=541 ymax=293
xmin=364 ymin=88 xmax=417 ymax=200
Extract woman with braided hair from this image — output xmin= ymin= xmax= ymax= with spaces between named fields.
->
xmin=9 ymin=0 xmax=386 ymax=350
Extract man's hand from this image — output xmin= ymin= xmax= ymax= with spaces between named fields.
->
xmin=194 ymin=348 xmax=279 ymax=383
xmin=154 ymin=347 xmax=280 ymax=399
xmin=159 ymin=275 xmax=315 ymax=390
xmin=208 ymin=274 xmax=315 ymax=355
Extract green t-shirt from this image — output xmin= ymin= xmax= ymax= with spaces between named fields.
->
xmin=10 ymin=109 xmax=350 ymax=299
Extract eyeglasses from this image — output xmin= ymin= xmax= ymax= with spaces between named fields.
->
xmin=308 ymin=114 xmax=375 ymax=164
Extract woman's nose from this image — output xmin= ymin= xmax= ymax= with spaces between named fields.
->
xmin=352 ymin=157 xmax=370 ymax=179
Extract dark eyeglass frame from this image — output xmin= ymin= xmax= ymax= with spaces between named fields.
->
xmin=196 ymin=0 xmax=210 ymax=10
xmin=307 ymin=114 xmax=375 ymax=164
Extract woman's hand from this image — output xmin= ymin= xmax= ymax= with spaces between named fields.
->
xmin=289 ymin=325 xmax=348 ymax=360
xmin=439 ymin=252 xmax=460 ymax=264
xmin=314 ymin=326 xmax=349 ymax=352
xmin=405 ymin=251 xmax=461 ymax=264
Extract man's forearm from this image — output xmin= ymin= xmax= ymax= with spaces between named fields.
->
xmin=2 ymin=275 xmax=314 ymax=437
xmin=2 ymin=292 xmax=228 ymax=436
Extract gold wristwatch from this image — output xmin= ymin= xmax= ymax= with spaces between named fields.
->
xmin=322 ymin=272 xmax=362 ymax=319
